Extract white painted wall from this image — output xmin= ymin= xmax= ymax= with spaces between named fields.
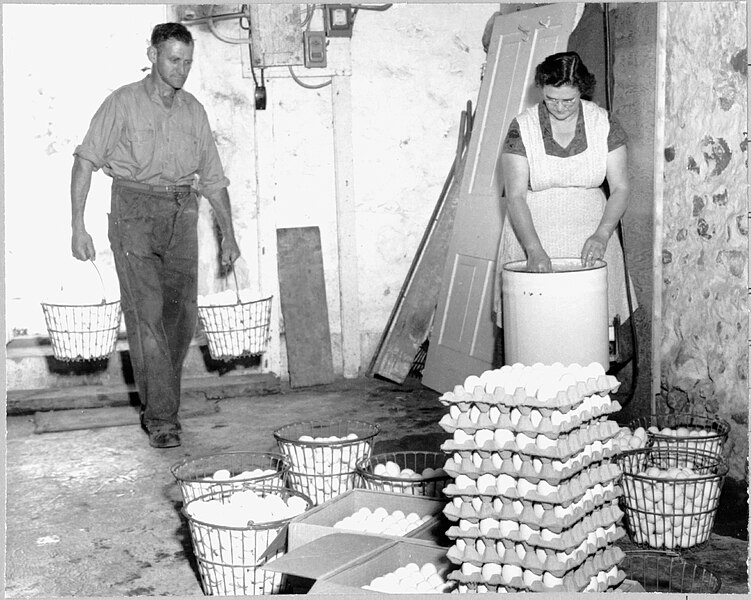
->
xmin=3 ymin=3 xmax=495 ymax=379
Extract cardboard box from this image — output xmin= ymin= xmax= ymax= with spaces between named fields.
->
xmin=309 ymin=538 xmax=453 ymax=594
xmin=288 ymin=488 xmax=449 ymax=550
xmin=262 ymin=532 xmax=393 ymax=583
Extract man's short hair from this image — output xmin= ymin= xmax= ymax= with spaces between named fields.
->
xmin=151 ymin=23 xmax=193 ymax=48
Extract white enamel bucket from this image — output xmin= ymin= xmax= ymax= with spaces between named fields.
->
xmin=501 ymin=258 xmax=609 ymax=369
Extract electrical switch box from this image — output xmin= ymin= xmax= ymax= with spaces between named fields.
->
xmin=303 ymin=31 xmax=327 ymax=68
xmin=324 ymin=4 xmax=353 ymax=37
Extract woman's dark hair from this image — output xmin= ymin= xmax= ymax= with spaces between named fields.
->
xmin=534 ymin=51 xmax=596 ymax=99
xmin=151 ymin=23 xmax=193 ymax=48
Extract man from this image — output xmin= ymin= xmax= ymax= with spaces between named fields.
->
xmin=71 ymin=23 xmax=240 ymax=448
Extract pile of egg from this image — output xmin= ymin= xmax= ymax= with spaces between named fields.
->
xmin=333 ymin=507 xmax=432 ymax=536
xmin=201 ymin=564 xmax=282 ymax=596
xmin=372 ymin=461 xmax=448 ymax=496
xmin=289 ymin=471 xmax=359 ymax=506
xmin=197 ymin=290 xmax=268 ymax=355
xmin=613 ymin=426 xmax=648 ymax=451
xmin=186 ymin=489 xmax=309 ymax=528
xmin=437 ymin=363 xmax=628 ymax=593
xmin=362 ymin=562 xmax=454 ymax=594
xmin=648 ymin=425 xmax=724 ymax=455
xmin=282 ymin=433 xmax=371 ymax=505
xmin=622 ymin=464 xmax=722 ymax=549
xmin=285 ymin=434 xmax=367 ymax=474
xmin=198 ymin=288 xmax=259 ymax=306
xmin=184 ymin=467 xmax=283 ymax=502
xmin=185 ymin=490 xmax=309 ymax=594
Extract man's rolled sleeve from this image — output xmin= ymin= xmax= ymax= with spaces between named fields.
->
xmin=73 ymin=93 xmax=123 ymax=170
xmin=195 ymin=109 xmax=230 ymax=196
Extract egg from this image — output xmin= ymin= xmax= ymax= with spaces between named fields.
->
xmin=478 ymin=473 xmax=497 ymax=493
xmin=542 ymin=572 xmax=563 ymax=588
xmin=498 ymin=519 xmax=518 ymax=536
xmin=384 ymin=461 xmax=401 ymax=477
xmin=494 ymin=429 xmax=515 ymax=446
xmin=475 ymin=429 xmax=495 ymax=447
xmin=519 ymin=570 xmax=539 ymax=590
xmin=501 ymin=563 xmax=523 ymax=583
xmin=482 ymin=563 xmax=503 ymax=580
xmin=479 ymin=517 xmax=498 ymax=535
xmin=212 ymin=469 xmax=232 ymax=480
xmin=495 ymin=474 xmax=516 ymax=494
xmin=372 ymin=506 xmax=389 ymax=520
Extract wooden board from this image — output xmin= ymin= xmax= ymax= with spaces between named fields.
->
xmin=7 ymin=373 xmax=281 ymax=415
xmin=276 ymin=227 xmax=336 ymax=388
xmin=33 ymin=395 xmax=217 ymax=434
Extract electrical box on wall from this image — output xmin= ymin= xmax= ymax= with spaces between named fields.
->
xmin=303 ymin=31 xmax=327 ymax=68
xmin=324 ymin=4 xmax=354 ymax=37
xmin=247 ymin=4 xmax=304 ymax=68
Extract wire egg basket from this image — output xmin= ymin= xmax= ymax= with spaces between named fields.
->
xmin=357 ymin=451 xmax=450 ymax=498
xmin=273 ymin=420 xmax=380 ymax=505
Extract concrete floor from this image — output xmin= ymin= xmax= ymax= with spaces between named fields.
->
xmin=5 ymin=377 xmax=749 ymax=596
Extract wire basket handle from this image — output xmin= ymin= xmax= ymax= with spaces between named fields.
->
xmin=89 ymin=259 xmax=108 ymax=305
xmin=231 ymin=267 xmax=242 ymax=304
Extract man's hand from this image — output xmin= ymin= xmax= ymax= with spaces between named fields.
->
xmin=220 ymin=236 xmax=241 ymax=269
xmin=72 ymin=228 xmax=96 ymax=261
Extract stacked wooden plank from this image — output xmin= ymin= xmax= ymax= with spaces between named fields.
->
xmin=438 ymin=362 xmax=628 ymax=593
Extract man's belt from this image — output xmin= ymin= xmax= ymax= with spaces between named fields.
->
xmin=114 ymin=179 xmax=193 ymax=194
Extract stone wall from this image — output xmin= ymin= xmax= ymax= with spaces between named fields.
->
xmin=660 ymin=2 xmax=747 ymax=480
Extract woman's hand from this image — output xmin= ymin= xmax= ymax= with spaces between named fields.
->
xmin=526 ymin=248 xmax=552 ymax=272
xmin=581 ymin=231 xmax=609 ymax=267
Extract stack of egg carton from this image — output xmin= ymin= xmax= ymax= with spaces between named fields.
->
xmin=438 ymin=362 xmax=628 ymax=593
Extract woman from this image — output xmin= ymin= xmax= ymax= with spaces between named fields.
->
xmin=494 ymin=51 xmax=636 ymax=334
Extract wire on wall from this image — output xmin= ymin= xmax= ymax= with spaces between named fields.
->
xmin=206 ymin=4 xmax=252 ymax=45
xmin=288 ymin=65 xmax=332 ymax=89
xmin=351 ymin=3 xmax=393 ymax=26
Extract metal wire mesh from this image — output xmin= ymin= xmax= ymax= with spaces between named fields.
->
xmin=630 ymin=413 xmax=729 ymax=456
xmin=170 ymin=452 xmax=289 ymax=504
xmin=182 ymin=486 xmax=312 ymax=596
xmin=197 ymin=296 xmax=272 ymax=360
xmin=617 ymin=447 xmax=728 ymax=550
xmin=41 ymin=301 xmax=121 ymax=361
xmin=621 ymin=550 xmax=721 ymax=593
xmin=273 ymin=420 xmax=380 ymax=505
xmin=357 ymin=451 xmax=450 ymax=498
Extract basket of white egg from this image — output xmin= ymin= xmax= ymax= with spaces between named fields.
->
xmin=620 ymin=550 xmax=721 ymax=593
xmin=170 ymin=452 xmax=289 ymax=503
xmin=617 ymin=447 xmax=728 ymax=551
xmin=196 ymin=288 xmax=272 ymax=361
xmin=183 ymin=486 xmax=312 ymax=596
xmin=356 ymin=451 xmax=450 ymax=498
xmin=629 ymin=413 xmax=730 ymax=456
xmin=41 ymin=261 xmax=121 ymax=362
xmin=274 ymin=420 xmax=380 ymax=505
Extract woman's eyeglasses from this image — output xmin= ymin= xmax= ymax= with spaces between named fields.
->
xmin=544 ymin=96 xmax=579 ymax=108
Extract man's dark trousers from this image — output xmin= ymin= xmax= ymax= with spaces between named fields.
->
xmin=108 ymin=181 xmax=199 ymax=435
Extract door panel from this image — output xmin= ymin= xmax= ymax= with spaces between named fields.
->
xmin=437 ymin=254 xmax=493 ymax=355
xmin=422 ymin=4 xmax=579 ymax=393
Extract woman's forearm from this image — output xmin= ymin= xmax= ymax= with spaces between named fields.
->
xmin=594 ymin=184 xmax=629 ymax=241
xmin=506 ymin=194 xmax=545 ymax=255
